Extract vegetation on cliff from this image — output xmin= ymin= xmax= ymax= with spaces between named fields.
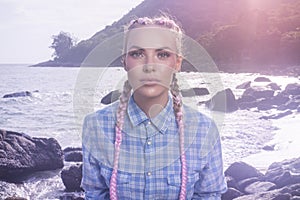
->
xmin=35 ymin=0 xmax=300 ymax=74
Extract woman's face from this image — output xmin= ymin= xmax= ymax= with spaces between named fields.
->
xmin=124 ymin=26 xmax=182 ymax=100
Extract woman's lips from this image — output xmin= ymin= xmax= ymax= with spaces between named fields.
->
xmin=140 ymin=78 xmax=161 ymax=85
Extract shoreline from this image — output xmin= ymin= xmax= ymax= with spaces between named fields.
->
xmin=242 ymin=114 xmax=300 ymax=172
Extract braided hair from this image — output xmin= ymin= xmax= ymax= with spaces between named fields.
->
xmin=109 ymin=16 xmax=187 ymax=200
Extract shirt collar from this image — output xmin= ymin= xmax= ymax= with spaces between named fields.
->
xmin=127 ymin=95 xmax=173 ymax=134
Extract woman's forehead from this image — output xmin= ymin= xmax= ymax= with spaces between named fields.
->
xmin=125 ymin=26 xmax=178 ymax=53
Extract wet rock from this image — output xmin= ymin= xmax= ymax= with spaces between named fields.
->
xmin=63 ymin=147 xmax=82 ymax=162
xmin=277 ymin=97 xmax=300 ymax=110
xmin=221 ymin=187 xmax=243 ymax=200
xmin=223 ymin=158 xmax=300 ymax=200
xmin=259 ymin=110 xmax=293 ymax=120
xmin=236 ymin=81 xmax=251 ymax=89
xmin=3 ymin=91 xmax=32 ymax=98
xmin=181 ymin=87 xmax=209 ymax=97
xmin=284 ymin=83 xmax=300 ymax=96
xmin=225 ymin=162 xmax=263 ymax=182
xmin=59 ymin=193 xmax=84 ymax=200
xmin=205 ymin=88 xmax=238 ymax=112
xmin=0 ymin=130 xmax=64 ymax=183
xmin=244 ymin=181 xmax=276 ymax=194
xmin=271 ymin=93 xmax=290 ymax=106
xmin=262 ymin=144 xmax=275 ymax=151
xmin=61 ymin=164 xmax=83 ymax=192
xmin=254 ymin=77 xmax=271 ymax=82
xmin=267 ymin=83 xmax=281 ymax=91
xmin=264 ymin=157 xmax=300 ymax=188
xmin=101 ymin=90 xmax=121 ymax=105
xmin=242 ymin=87 xmax=274 ymax=99
xmin=237 ymin=177 xmax=260 ymax=192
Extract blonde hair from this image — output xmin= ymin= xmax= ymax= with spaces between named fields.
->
xmin=110 ymin=16 xmax=187 ymax=200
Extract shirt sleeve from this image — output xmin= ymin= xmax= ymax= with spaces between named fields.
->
xmin=192 ymin=122 xmax=228 ymax=199
xmin=81 ymin=115 xmax=110 ymax=200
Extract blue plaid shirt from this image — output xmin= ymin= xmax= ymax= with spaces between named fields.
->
xmin=81 ymin=95 xmax=227 ymax=199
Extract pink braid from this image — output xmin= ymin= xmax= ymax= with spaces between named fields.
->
xmin=171 ymin=74 xmax=187 ymax=200
xmin=109 ymin=80 xmax=132 ymax=200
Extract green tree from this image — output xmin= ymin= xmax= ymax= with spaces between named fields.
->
xmin=50 ymin=31 xmax=77 ymax=60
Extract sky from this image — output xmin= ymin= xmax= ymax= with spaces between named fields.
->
xmin=0 ymin=0 xmax=144 ymax=64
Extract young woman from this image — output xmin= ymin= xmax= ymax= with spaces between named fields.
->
xmin=81 ymin=16 xmax=227 ymax=199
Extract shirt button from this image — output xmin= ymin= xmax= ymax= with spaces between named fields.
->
xmin=147 ymin=140 xmax=152 ymax=145
xmin=147 ymin=172 xmax=151 ymax=176
xmin=147 ymin=121 xmax=151 ymax=125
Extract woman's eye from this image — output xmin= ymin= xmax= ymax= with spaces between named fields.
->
xmin=157 ymin=51 xmax=171 ymax=59
xmin=129 ymin=50 xmax=144 ymax=58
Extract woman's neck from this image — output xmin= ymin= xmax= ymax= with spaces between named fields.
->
xmin=133 ymin=92 xmax=169 ymax=118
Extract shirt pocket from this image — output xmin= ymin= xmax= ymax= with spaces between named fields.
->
xmin=167 ymin=172 xmax=199 ymax=199
xmin=100 ymin=166 xmax=132 ymax=199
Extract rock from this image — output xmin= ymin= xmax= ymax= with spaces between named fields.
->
xmin=259 ymin=110 xmax=293 ymax=120
xmin=242 ymin=87 xmax=274 ymax=99
xmin=101 ymin=90 xmax=122 ymax=105
xmin=262 ymin=144 xmax=275 ymax=151
xmin=238 ymin=100 xmax=258 ymax=110
xmin=271 ymin=93 xmax=290 ymax=106
xmin=267 ymin=83 xmax=281 ymax=91
xmin=225 ymin=162 xmax=263 ymax=182
xmin=238 ymin=177 xmax=260 ymax=192
xmin=244 ymin=181 xmax=277 ymax=194
xmin=284 ymin=83 xmax=300 ymax=96
xmin=0 ymin=130 xmax=64 ymax=183
xmin=236 ymin=81 xmax=251 ymax=89
xmin=264 ymin=157 xmax=300 ymax=188
xmin=205 ymin=88 xmax=238 ymax=112
xmin=59 ymin=193 xmax=85 ymax=200
xmin=61 ymin=164 xmax=82 ymax=192
xmin=254 ymin=77 xmax=271 ymax=82
xmin=180 ymin=87 xmax=209 ymax=97
xmin=63 ymin=147 xmax=82 ymax=162
xmin=221 ymin=187 xmax=243 ymax=200
xmin=257 ymin=99 xmax=275 ymax=110
xmin=3 ymin=91 xmax=32 ymax=98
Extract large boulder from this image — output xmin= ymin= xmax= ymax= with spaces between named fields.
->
xmin=0 ymin=130 xmax=64 ymax=182
xmin=205 ymin=88 xmax=238 ymax=112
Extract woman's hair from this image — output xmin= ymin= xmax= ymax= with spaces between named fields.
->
xmin=110 ymin=16 xmax=187 ymax=200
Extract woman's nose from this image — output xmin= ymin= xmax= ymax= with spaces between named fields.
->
xmin=143 ymin=53 xmax=156 ymax=72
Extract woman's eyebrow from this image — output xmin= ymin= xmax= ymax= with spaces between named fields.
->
xmin=128 ymin=46 xmax=144 ymax=51
xmin=155 ymin=47 xmax=175 ymax=53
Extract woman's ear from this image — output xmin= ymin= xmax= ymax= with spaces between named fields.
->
xmin=175 ymin=56 xmax=182 ymax=72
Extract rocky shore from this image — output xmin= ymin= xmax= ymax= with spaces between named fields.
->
xmin=1 ymin=130 xmax=300 ymax=200
xmin=1 ymin=76 xmax=299 ymax=199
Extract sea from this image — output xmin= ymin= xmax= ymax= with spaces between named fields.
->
xmin=0 ymin=64 xmax=299 ymax=199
